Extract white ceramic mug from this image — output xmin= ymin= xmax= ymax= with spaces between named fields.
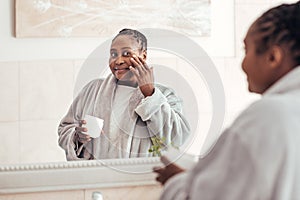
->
xmin=82 ymin=115 xmax=104 ymax=138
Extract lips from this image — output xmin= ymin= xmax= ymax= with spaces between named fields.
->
xmin=114 ymin=67 xmax=129 ymax=70
xmin=114 ymin=67 xmax=130 ymax=74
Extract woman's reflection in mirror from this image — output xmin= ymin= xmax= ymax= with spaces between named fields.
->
xmin=58 ymin=28 xmax=191 ymax=160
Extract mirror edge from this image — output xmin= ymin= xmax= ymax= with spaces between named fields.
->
xmin=0 ymin=157 xmax=161 ymax=194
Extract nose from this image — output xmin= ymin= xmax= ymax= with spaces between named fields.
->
xmin=115 ymin=56 xmax=125 ymax=65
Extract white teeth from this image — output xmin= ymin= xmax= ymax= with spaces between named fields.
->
xmin=114 ymin=68 xmax=129 ymax=70
xmin=114 ymin=67 xmax=130 ymax=71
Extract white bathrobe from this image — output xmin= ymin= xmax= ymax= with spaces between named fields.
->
xmin=161 ymin=67 xmax=300 ymax=200
xmin=58 ymin=74 xmax=190 ymax=160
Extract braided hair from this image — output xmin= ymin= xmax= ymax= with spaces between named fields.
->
xmin=253 ymin=1 xmax=300 ymax=67
xmin=112 ymin=28 xmax=147 ymax=51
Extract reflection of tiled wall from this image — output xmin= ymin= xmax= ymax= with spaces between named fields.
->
xmin=0 ymin=60 xmax=79 ymax=164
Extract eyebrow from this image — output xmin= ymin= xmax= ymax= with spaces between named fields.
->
xmin=110 ymin=47 xmax=132 ymax=51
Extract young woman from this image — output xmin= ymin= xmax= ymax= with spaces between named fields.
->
xmin=58 ymin=29 xmax=190 ymax=160
xmin=155 ymin=2 xmax=300 ymax=199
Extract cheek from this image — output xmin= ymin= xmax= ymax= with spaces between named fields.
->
xmin=109 ymin=62 xmax=114 ymax=71
xmin=109 ymin=58 xmax=115 ymax=65
xmin=125 ymin=58 xmax=133 ymax=66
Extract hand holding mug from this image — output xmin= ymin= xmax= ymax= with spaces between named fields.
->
xmin=75 ymin=120 xmax=91 ymax=144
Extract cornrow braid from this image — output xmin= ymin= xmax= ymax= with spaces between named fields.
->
xmin=112 ymin=28 xmax=147 ymax=51
xmin=254 ymin=1 xmax=300 ymax=66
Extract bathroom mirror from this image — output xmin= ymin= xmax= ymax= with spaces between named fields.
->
xmin=0 ymin=29 xmax=226 ymax=194
xmin=0 ymin=40 xmax=223 ymax=192
xmin=0 ymin=0 xmax=232 ymax=194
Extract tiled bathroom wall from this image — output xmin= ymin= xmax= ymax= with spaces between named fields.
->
xmin=0 ymin=60 xmax=77 ymax=164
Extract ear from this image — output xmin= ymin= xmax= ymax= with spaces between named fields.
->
xmin=142 ymin=50 xmax=147 ymax=61
xmin=267 ymin=45 xmax=284 ymax=69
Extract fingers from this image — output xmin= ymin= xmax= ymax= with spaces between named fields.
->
xmin=80 ymin=120 xmax=86 ymax=125
xmin=155 ymin=175 xmax=165 ymax=185
xmin=131 ymin=54 xmax=143 ymax=64
xmin=75 ymin=126 xmax=87 ymax=133
xmin=129 ymin=65 xmax=139 ymax=78
xmin=153 ymin=166 xmax=164 ymax=173
xmin=75 ymin=119 xmax=91 ymax=144
xmin=153 ymin=166 xmax=166 ymax=185
xmin=130 ymin=58 xmax=143 ymax=76
xmin=76 ymin=131 xmax=91 ymax=144
xmin=161 ymin=156 xmax=171 ymax=166
xmin=129 ymin=54 xmax=153 ymax=84
xmin=153 ymin=157 xmax=185 ymax=185
xmin=130 ymin=55 xmax=150 ymax=73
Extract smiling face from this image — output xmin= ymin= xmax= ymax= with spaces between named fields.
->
xmin=242 ymin=29 xmax=268 ymax=94
xmin=109 ymin=35 xmax=146 ymax=84
xmin=241 ymin=24 xmax=296 ymax=94
xmin=242 ymin=24 xmax=281 ymax=94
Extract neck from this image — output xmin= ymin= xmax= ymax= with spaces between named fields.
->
xmin=117 ymin=80 xmax=138 ymax=88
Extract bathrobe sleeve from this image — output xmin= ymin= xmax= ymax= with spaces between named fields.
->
xmin=160 ymin=129 xmax=257 ymax=200
xmin=58 ymin=79 xmax=101 ymax=160
xmin=161 ymin=97 xmax=300 ymax=200
xmin=134 ymin=85 xmax=191 ymax=147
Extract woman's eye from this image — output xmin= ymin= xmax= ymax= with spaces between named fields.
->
xmin=122 ymin=51 xmax=131 ymax=57
xmin=110 ymin=52 xmax=117 ymax=58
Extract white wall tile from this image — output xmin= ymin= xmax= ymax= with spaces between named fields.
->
xmin=235 ymin=4 xmax=270 ymax=58
xmin=20 ymin=60 xmax=74 ymax=120
xmin=73 ymin=58 xmax=111 ymax=98
xmin=175 ymin=57 xmax=212 ymax=139
xmin=210 ymin=57 xmax=226 ymax=83
xmin=0 ymin=122 xmax=19 ymax=164
xmin=73 ymin=59 xmax=85 ymax=83
xmin=150 ymin=57 xmax=178 ymax=83
xmin=176 ymin=58 xmax=213 ymax=112
xmin=148 ymin=55 xmax=177 ymax=70
xmin=20 ymin=120 xmax=66 ymax=164
xmin=186 ymin=112 xmax=212 ymax=156
xmin=0 ymin=62 xmax=19 ymax=121
xmin=235 ymin=0 xmax=270 ymax=4
xmin=223 ymin=57 xmax=259 ymax=114
xmin=269 ymin=0 xmax=298 ymax=6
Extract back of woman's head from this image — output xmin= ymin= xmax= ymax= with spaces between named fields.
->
xmin=253 ymin=1 xmax=300 ymax=67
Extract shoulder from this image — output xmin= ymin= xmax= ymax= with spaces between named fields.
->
xmin=221 ymin=94 xmax=300 ymax=170
xmin=154 ymin=83 xmax=183 ymax=105
xmin=237 ymin=94 xmax=294 ymax=123
xmin=86 ymin=78 xmax=105 ymax=87
xmin=155 ymin=83 xmax=178 ymax=96
xmin=75 ymin=78 xmax=106 ymax=99
xmin=228 ymin=94 xmax=297 ymax=141
xmin=82 ymin=78 xmax=105 ymax=91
